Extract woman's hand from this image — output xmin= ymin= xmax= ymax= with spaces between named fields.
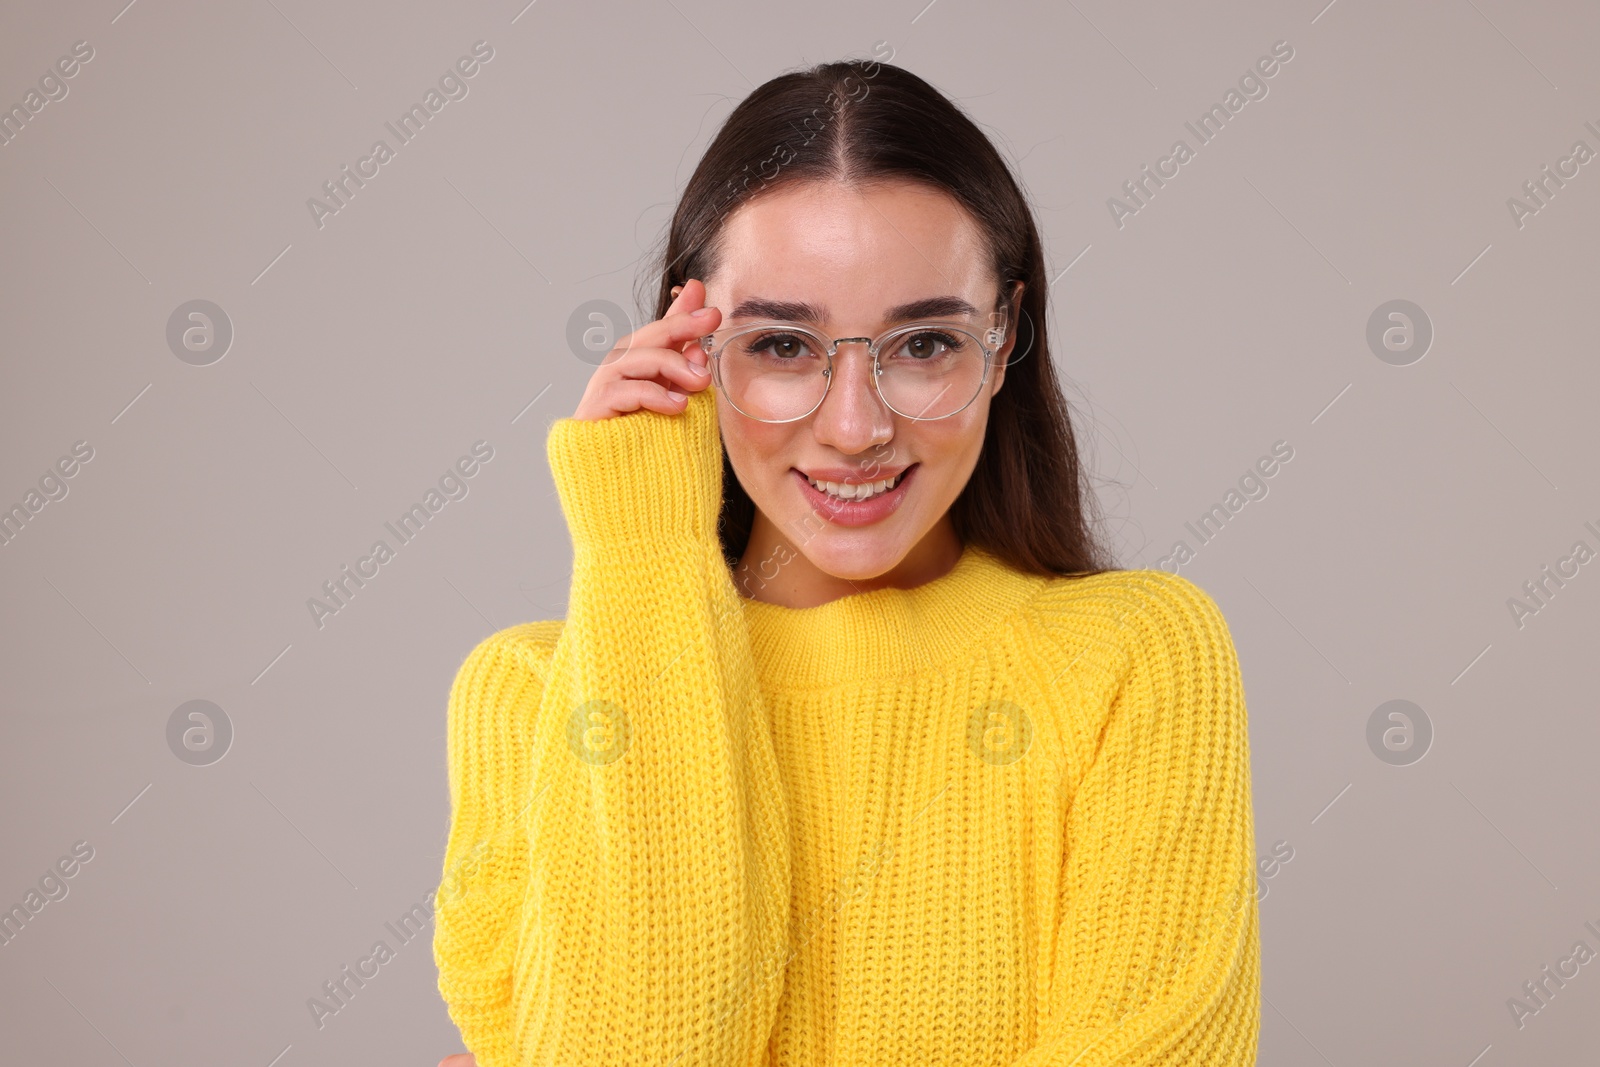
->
xmin=437 ymin=1055 xmax=475 ymax=1067
xmin=570 ymin=278 xmax=722 ymax=421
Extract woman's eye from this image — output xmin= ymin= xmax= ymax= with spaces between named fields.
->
xmin=895 ymin=331 xmax=964 ymax=360
xmin=754 ymin=333 xmax=812 ymax=358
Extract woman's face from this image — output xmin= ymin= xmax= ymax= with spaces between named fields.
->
xmin=702 ymin=179 xmax=1019 ymax=586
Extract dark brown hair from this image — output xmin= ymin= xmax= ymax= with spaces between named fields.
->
xmin=642 ymin=55 xmax=1120 ymax=579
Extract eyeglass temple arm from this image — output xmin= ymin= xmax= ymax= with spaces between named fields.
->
xmin=986 ymin=278 xmax=1033 ymax=349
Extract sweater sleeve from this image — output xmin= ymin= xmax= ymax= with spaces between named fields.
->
xmin=433 ymin=622 xmax=560 ymax=1067
xmin=1015 ymin=572 xmax=1260 ymax=1066
xmin=514 ymin=386 xmax=793 ymax=1066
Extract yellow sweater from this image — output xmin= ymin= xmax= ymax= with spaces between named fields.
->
xmin=433 ymin=387 xmax=1260 ymax=1066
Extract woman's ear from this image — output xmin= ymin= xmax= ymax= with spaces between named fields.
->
xmin=990 ymin=280 xmax=1026 ymax=396
xmin=1004 ymin=279 xmax=1024 ymax=330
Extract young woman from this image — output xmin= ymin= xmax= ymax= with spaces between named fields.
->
xmin=434 ymin=57 xmax=1259 ymax=1067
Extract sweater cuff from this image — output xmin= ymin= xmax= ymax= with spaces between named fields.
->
xmin=545 ymin=386 xmax=722 ymax=549
xmin=436 ymin=971 xmax=517 ymax=1067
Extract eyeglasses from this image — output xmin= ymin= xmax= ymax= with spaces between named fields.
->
xmin=698 ymin=310 xmax=1010 ymax=423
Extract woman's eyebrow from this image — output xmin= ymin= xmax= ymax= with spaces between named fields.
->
xmin=728 ymin=295 xmax=980 ymax=324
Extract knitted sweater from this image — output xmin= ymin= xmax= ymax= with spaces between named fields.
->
xmin=432 ymin=387 xmax=1260 ymax=1066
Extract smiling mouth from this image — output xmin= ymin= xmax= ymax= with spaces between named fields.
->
xmin=800 ymin=468 xmax=910 ymax=502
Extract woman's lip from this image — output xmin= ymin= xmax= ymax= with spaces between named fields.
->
xmin=794 ymin=465 xmax=912 ymax=484
xmin=792 ymin=463 xmax=918 ymax=527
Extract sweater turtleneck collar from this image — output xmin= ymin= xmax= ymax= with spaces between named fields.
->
xmin=736 ymin=541 xmax=1052 ymax=689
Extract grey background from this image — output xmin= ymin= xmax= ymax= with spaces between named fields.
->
xmin=2 ymin=0 xmax=1596 ymax=1063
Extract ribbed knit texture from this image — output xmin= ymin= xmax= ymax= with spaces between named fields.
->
xmin=433 ymin=387 xmax=1261 ymax=1066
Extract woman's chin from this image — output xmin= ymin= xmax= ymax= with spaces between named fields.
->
xmin=788 ymin=533 xmax=916 ymax=585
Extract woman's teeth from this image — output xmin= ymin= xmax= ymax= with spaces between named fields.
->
xmin=805 ymin=470 xmax=904 ymax=501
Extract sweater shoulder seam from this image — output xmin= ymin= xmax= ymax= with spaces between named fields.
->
xmin=474 ymin=618 xmax=565 ymax=685
xmin=1022 ymin=567 xmax=1226 ymax=679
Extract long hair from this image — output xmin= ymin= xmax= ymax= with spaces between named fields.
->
xmin=642 ymin=55 xmax=1121 ymax=578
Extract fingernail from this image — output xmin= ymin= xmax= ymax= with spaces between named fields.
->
xmin=691 ymin=307 xmax=716 ymax=319
xmin=691 ymin=361 xmax=710 ymax=376
xmin=667 ymin=390 xmax=687 ymax=401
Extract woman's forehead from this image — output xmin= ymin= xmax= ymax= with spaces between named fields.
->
xmin=715 ymin=181 xmax=988 ymax=277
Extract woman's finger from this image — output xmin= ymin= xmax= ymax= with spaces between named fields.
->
xmin=615 ymin=282 xmax=720 ymax=364
xmin=570 ymin=277 xmax=720 ymax=421
xmin=602 ymin=377 xmax=693 ymax=416
xmin=606 ymin=343 xmax=712 ymax=390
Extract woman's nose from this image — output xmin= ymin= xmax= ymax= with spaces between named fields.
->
xmin=811 ymin=344 xmax=893 ymax=453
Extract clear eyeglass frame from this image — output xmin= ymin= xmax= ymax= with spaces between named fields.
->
xmin=696 ymin=309 xmax=1012 ymax=424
